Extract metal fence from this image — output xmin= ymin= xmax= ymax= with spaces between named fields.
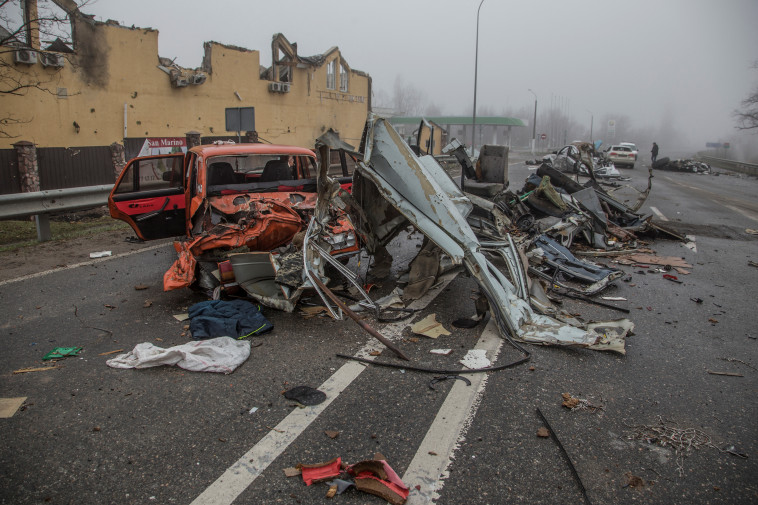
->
xmin=37 ymin=146 xmax=114 ymax=190
xmin=0 ymin=149 xmax=20 ymax=195
xmin=698 ymin=154 xmax=758 ymax=177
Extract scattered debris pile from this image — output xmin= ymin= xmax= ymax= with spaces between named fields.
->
xmin=652 ymin=158 xmax=711 ymax=173
xmin=109 ymin=112 xmax=694 ymax=365
xmin=625 ymin=416 xmax=717 ymax=476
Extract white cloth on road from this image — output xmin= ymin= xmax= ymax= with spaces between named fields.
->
xmin=106 ymin=337 xmax=250 ymax=374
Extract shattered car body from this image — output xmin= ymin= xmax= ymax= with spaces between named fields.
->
xmin=542 ymin=142 xmax=601 ymax=176
xmin=108 ymin=143 xmax=358 ymax=291
xmin=653 ymin=158 xmax=711 ymax=173
xmin=315 ymin=115 xmax=632 ymax=352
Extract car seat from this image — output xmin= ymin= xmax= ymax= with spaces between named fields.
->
xmin=207 ymin=162 xmax=237 ymax=186
xmin=260 ymin=159 xmax=292 ymax=183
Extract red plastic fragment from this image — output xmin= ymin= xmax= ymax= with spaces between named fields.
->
xmin=300 ymin=457 xmax=342 ymax=486
xmin=348 ymin=460 xmax=409 ymax=505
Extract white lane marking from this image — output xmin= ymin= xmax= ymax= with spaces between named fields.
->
xmin=649 ymin=206 xmax=669 ymax=221
xmin=403 ymin=319 xmax=503 ymax=504
xmin=725 ymin=204 xmax=758 ymax=223
xmin=0 ymin=241 xmax=173 ymax=287
xmin=190 ymin=272 xmax=459 ymax=505
xmin=662 ymin=177 xmax=758 ymax=222
xmin=190 ymin=361 xmax=366 ymax=505
xmin=684 ymin=235 xmax=697 ymax=253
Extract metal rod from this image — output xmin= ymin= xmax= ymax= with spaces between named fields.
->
xmin=310 ymin=275 xmax=410 ymax=361
xmin=558 ymin=291 xmax=630 ymax=314
xmin=536 ymin=407 xmax=593 ymax=505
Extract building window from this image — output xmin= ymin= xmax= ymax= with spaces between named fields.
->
xmin=339 ymin=62 xmax=348 ymax=92
xmin=326 ymin=60 xmax=336 ymax=90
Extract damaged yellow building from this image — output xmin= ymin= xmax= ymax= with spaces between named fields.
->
xmin=0 ymin=0 xmax=371 ymax=152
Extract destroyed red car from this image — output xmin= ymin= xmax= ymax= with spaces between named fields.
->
xmin=108 ymin=143 xmax=358 ymax=290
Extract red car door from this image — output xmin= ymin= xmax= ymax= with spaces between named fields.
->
xmin=108 ymin=153 xmax=188 ymax=240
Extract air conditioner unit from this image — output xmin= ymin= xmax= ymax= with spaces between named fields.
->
xmin=14 ymin=49 xmax=37 ymax=65
xmin=280 ymin=83 xmax=291 ymax=93
xmin=40 ymin=53 xmax=65 ymax=68
xmin=268 ymin=82 xmax=282 ymax=92
xmin=173 ymin=77 xmax=189 ymax=88
xmin=190 ymin=73 xmax=206 ymax=85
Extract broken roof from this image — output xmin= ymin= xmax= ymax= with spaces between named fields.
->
xmin=390 ymin=116 xmax=527 ymax=127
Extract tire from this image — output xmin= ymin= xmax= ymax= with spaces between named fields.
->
xmin=652 ymin=157 xmax=670 ymax=169
xmin=629 ymin=163 xmax=634 ymax=169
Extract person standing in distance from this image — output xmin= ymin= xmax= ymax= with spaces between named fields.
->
xmin=651 ymin=142 xmax=659 ymax=164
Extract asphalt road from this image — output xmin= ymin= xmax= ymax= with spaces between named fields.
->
xmin=1 ymin=154 xmax=757 ymax=505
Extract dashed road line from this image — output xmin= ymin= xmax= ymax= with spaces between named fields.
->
xmin=661 ymin=176 xmax=758 ymax=222
xmin=725 ymin=204 xmax=758 ymax=223
xmin=403 ymin=318 xmax=502 ymax=504
xmin=649 ymin=206 xmax=668 ymax=221
xmin=684 ymin=235 xmax=697 ymax=253
xmin=189 ymin=272 xmax=458 ymax=505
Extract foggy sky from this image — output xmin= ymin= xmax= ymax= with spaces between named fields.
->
xmin=85 ymin=0 xmax=758 ymax=149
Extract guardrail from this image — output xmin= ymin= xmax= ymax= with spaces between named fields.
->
xmin=0 ymin=185 xmax=113 ymax=242
xmin=697 ymin=155 xmax=758 ymax=176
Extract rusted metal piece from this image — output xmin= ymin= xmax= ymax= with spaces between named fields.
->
xmin=309 ymin=275 xmax=409 ymax=361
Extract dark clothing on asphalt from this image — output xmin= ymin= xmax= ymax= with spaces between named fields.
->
xmin=189 ymin=299 xmax=273 ymax=339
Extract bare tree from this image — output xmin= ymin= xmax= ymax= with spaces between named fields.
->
xmin=734 ymin=61 xmax=758 ymax=131
xmin=734 ymin=92 xmax=758 ymax=130
xmin=1 ymin=0 xmax=84 ymax=138
xmin=424 ymin=101 xmax=442 ymax=116
xmin=392 ymin=75 xmax=426 ymax=116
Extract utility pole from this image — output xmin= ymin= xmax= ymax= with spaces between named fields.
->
xmin=528 ymin=89 xmax=537 ymax=155
xmin=468 ymin=0 xmax=485 ymax=190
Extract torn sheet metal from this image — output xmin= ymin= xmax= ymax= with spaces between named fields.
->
xmin=529 ymin=235 xmax=623 ymax=286
xmin=164 ymin=197 xmax=304 ymax=290
xmin=585 ymin=319 xmax=634 ymax=354
xmin=570 ymin=187 xmax=608 ymax=229
xmin=353 ymin=115 xmax=600 ymax=348
xmin=229 ymin=252 xmax=302 ymax=312
xmin=535 ymin=163 xmax=655 ymax=237
xmin=542 ymin=215 xmax=592 ymax=249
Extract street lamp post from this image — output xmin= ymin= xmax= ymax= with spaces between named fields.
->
xmin=528 ymin=89 xmax=537 ymax=155
xmin=467 ymin=0 xmax=485 ymax=190
xmin=586 ymin=109 xmax=594 ymax=145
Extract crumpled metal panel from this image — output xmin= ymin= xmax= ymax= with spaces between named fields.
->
xmin=208 ymin=192 xmax=317 ymax=215
xmin=163 ymin=200 xmax=303 ymax=291
xmin=355 ymin=115 xmax=595 ymax=346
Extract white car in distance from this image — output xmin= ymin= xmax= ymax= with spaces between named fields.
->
xmin=606 ymin=144 xmax=636 ymax=168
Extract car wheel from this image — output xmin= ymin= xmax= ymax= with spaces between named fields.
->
xmin=629 ymin=163 xmax=634 ymax=169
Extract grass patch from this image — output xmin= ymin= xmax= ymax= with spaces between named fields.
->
xmin=0 ymin=215 xmax=130 ymax=252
